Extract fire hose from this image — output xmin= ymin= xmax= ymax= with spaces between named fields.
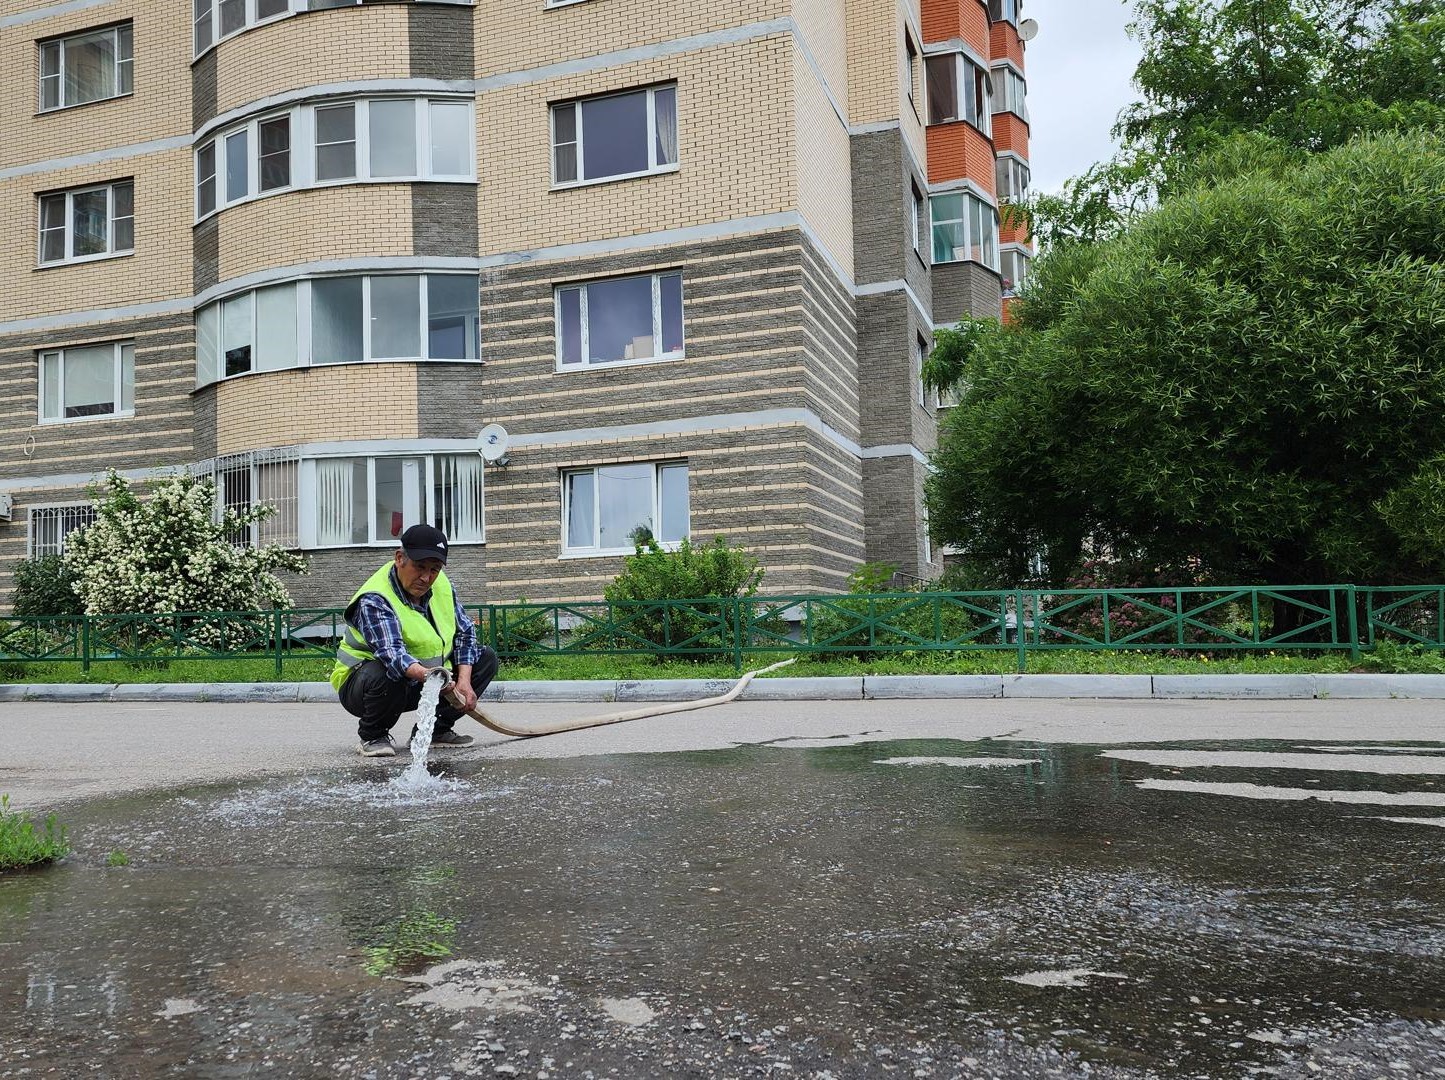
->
xmin=452 ymin=658 xmax=797 ymax=738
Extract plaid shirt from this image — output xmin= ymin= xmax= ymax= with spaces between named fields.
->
xmin=352 ymin=567 xmax=480 ymax=682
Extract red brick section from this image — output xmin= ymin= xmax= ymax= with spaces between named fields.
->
xmin=990 ymin=20 xmax=1025 ymax=66
xmin=1000 ymin=215 xmax=1030 ymax=246
xmin=992 ymin=112 xmax=1030 ymax=158
xmin=927 ymin=123 xmax=998 ymax=191
xmin=922 ymin=0 xmax=990 ymax=52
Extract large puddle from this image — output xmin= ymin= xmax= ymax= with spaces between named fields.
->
xmin=2 ymin=738 xmax=1443 ymax=1078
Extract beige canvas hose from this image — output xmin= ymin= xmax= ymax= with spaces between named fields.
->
xmin=460 ymin=658 xmax=796 ymax=738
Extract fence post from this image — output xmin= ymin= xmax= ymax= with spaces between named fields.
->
xmin=81 ymin=613 xmax=90 ymax=674
xmin=1346 ymin=584 xmax=1360 ymax=663
xmin=274 ymin=609 xmax=284 ymax=679
xmin=1015 ymin=589 xmax=1027 ymax=673
xmin=732 ymin=597 xmax=744 ymax=675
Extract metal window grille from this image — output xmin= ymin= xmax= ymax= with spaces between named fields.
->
xmin=28 ymin=505 xmax=96 ymax=558
xmin=193 ymin=448 xmax=299 ymax=547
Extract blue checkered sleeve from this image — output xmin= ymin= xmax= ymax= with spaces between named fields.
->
xmin=452 ymin=598 xmax=480 ymax=668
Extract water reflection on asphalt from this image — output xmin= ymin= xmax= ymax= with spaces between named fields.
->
xmin=2 ymin=738 xmax=1443 ymax=1079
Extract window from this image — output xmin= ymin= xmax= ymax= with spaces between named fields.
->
xmin=39 ymin=23 xmax=132 ymax=110
xmin=910 ymin=185 xmax=924 ymax=254
xmin=38 ymin=181 xmax=133 ymax=265
xmin=989 ymin=0 xmax=1020 ymax=25
xmin=915 ymin=334 xmax=929 ymax=408
xmin=28 ymin=506 xmax=97 ymax=558
xmin=991 ymin=66 xmax=1028 ymax=121
xmin=194 ymin=0 xmax=301 ymax=54
xmin=562 ymin=462 xmax=688 ymax=554
xmin=308 ymin=454 xmax=483 ymax=548
xmin=930 ymin=191 xmax=998 ymax=268
xmin=196 ymin=273 xmax=480 ymax=385
xmin=556 ymin=271 xmax=683 ymax=368
xmin=1001 ymin=247 xmax=1030 ymax=296
xmin=38 ymin=342 xmax=134 ymax=423
xmin=552 ymin=85 xmax=678 ymax=186
xmin=196 ymin=449 xmax=300 ymax=547
xmin=995 ymin=155 xmax=1030 ymax=202
xmin=925 ymin=54 xmax=991 ymax=134
xmin=904 ymin=35 xmax=920 ymax=111
xmin=197 ymin=97 xmax=474 ymax=217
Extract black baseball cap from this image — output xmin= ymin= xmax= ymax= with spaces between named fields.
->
xmin=400 ymin=523 xmax=449 ymax=565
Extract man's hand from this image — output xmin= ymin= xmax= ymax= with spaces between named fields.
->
xmin=449 ymin=663 xmax=478 ymax=711
xmin=405 ymin=661 xmax=445 ymax=684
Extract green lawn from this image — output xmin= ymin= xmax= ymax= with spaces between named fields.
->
xmin=4 ymin=641 xmax=1443 ymax=684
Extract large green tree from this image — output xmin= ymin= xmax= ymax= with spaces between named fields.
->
xmin=926 ymin=131 xmax=1445 ymax=587
xmin=1032 ymin=0 xmax=1444 ymax=245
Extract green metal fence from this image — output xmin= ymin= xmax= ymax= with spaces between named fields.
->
xmin=6 ymin=585 xmax=1445 ymax=674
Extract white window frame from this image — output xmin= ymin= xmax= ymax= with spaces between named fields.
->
xmin=554 ymin=271 xmax=685 ymax=371
xmin=37 ymin=341 xmax=135 ymax=425
xmin=924 ymin=52 xmax=992 ymax=136
xmin=560 ymin=461 xmax=690 ymax=557
xmin=37 ymin=181 xmax=134 ymax=266
xmin=27 ymin=504 xmax=97 ymax=558
xmin=195 ymin=96 xmax=476 ymax=221
xmin=989 ymin=0 xmax=1020 ymax=27
xmin=1000 ymin=246 xmax=1030 ymax=297
xmin=194 ymin=0 xmax=303 ymax=57
xmin=196 ymin=272 xmax=481 ymax=387
xmin=298 ymin=452 xmax=486 ymax=550
xmin=990 ymin=65 xmax=1028 ymax=122
xmin=38 ymin=23 xmax=133 ymax=112
xmin=995 ymin=153 xmax=1031 ymax=203
xmin=550 ymin=84 xmax=679 ymax=189
xmin=910 ymin=185 xmax=924 ymax=255
xmin=929 ymin=190 xmax=999 ymax=270
xmin=915 ymin=333 xmax=929 ymax=408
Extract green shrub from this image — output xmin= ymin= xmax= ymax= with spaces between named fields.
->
xmin=603 ymin=536 xmax=765 ymax=658
xmin=0 ymin=794 xmax=69 ymax=871
xmin=12 ymin=556 xmax=82 ymax=617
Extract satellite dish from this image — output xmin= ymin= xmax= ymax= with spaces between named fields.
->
xmin=1017 ymin=17 xmax=1039 ymax=41
xmin=478 ymin=423 xmax=511 ymax=465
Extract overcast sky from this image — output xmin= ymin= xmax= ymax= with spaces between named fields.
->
xmin=1021 ymin=0 xmax=1144 ymax=194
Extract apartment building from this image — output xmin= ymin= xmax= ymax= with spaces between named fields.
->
xmin=0 ymin=0 xmax=1031 ymax=608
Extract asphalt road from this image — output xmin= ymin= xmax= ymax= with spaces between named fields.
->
xmin=4 ymin=695 xmax=1443 ymax=810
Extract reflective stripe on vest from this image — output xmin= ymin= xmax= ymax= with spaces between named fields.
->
xmin=329 ymin=562 xmax=457 ymax=691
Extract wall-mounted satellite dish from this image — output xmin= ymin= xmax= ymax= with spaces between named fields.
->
xmin=1017 ymin=17 xmax=1039 ymax=41
xmin=478 ymin=423 xmax=511 ymax=466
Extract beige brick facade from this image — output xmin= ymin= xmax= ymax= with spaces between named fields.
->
xmin=212 ymin=6 xmax=412 ymax=119
xmin=0 ymin=0 xmax=1027 ymax=608
xmin=478 ymin=35 xmax=795 ymax=257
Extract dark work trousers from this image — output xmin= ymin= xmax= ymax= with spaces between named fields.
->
xmin=339 ymin=647 xmax=499 ymax=742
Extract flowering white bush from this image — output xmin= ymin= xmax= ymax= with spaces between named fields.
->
xmin=64 ymin=470 xmax=308 ymax=620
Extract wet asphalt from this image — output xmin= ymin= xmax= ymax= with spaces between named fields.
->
xmin=2 ymin=713 xmax=1443 ymax=1079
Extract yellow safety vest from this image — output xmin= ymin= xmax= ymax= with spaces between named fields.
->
xmin=330 ymin=563 xmax=458 ymax=691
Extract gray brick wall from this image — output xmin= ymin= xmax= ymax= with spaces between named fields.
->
xmin=192 ymin=51 xmax=217 ymax=131
xmin=932 ymin=260 xmax=1003 ymax=327
xmin=277 ymin=544 xmax=489 ymax=611
xmin=408 ymin=4 xmax=475 ymax=80
xmin=194 ymin=218 xmax=219 ymax=295
xmin=0 ymin=314 xmax=197 ymax=486
xmin=413 ymin=184 xmax=479 ymax=258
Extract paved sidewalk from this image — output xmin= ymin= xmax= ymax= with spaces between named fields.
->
xmin=2 ymin=695 xmax=1442 ymax=810
xmin=5 ymin=671 xmax=1445 ymax=704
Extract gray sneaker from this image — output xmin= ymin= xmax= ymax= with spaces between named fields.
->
xmin=430 ymin=729 xmax=473 ymax=747
xmin=358 ymin=735 xmax=396 ymax=757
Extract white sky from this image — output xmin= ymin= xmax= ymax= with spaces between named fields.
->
xmin=1020 ymin=0 xmax=1144 ymax=194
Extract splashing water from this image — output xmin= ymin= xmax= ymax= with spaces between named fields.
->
xmin=394 ymin=673 xmax=450 ymax=793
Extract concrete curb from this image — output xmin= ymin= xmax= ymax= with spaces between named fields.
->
xmin=7 ymin=673 xmax=1445 ymax=702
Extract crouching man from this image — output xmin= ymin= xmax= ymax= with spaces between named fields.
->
xmin=331 ymin=523 xmax=499 ymax=757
